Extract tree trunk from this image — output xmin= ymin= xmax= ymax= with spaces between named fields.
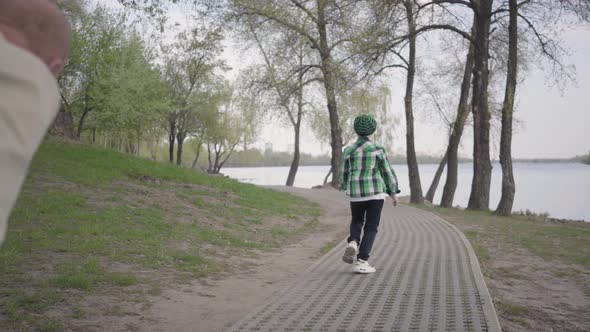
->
xmin=404 ymin=1 xmax=424 ymax=204
xmin=176 ymin=132 xmax=186 ymax=166
xmin=440 ymin=22 xmax=476 ymax=208
xmin=217 ymin=142 xmax=239 ymax=173
xmin=191 ymin=140 xmax=202 ymax=169
xmin=136 ymin=125 xmax=141 ymax=156
xmin=76 ymin=106 xmax=92 ymax=138
xmin=495 ymin=0 xmax=518 ymax=216
xmin=286 ymin=76 xmax=304 ymax=187
xmin=323 ymin=168 xmax=332 ymax=185
xmin=213 ymin=144 xmax=222 ymax=173
xmin=50 ymin=102 xmax=75 ymax=139
xmin=207 ymin=143 xmax=213 ymax=173
xmin=150 ymin=141 xmax=158 ymax=160
xmin=425 ymin=151 xmax=448 ymax=203
xmin=467 ymin=0 xmax=494 ymax=210
xmin=317 ymin=1 xmax=343 ymax=189
xmin=168 ymin=118 xmax=176 ymax=164
xmin=286 ymin=126 xmax=301 ymax=187
xmin=126 ymin=141 xmax=136 ymax=155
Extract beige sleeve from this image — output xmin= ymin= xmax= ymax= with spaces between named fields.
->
xmin=0 ymin=36 xmax=60 ymax=244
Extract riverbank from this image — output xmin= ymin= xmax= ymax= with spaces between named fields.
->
xmin=419 ymin=204 xmax=590 ymax=331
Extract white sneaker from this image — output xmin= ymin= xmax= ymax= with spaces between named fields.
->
xmin=353 ymin=259 xmax=376 ymax=274
xmin=342 ymin=241 xmax=358 ymax=264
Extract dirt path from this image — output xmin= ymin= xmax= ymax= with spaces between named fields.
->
xmin=133 ymin=187 xmax=349 ymax=332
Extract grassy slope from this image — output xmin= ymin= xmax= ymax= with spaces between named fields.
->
xmin=419 ymin=205 xmax=590 ymax=330
xmin=0 ymin=140 xmax=320 ymax=332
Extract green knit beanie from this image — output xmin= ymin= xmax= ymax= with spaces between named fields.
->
xmin=353 ymin=114 xmax=377 ymax=136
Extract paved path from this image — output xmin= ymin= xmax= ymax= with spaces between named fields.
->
xmin=228 ymin=188 xmax=501 ymax=332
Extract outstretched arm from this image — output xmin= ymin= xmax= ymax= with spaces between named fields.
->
xmin=379 ymin=150 xmax=400 ymax=196
xmin=380 ymin=151 xmax=400 ymax=206
xmin=338 ymin=148 xmax=349 ymax=192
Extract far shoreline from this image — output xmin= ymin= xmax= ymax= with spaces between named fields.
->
xmin=221 ymin=164 xmax=590 ymax=222
xmin=223 ymin=160 xmax=588 ymax=168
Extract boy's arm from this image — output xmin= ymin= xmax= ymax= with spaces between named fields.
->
xmin=338 ymin=147 xmax=349 ymax=192
xmin=379 ymin=149 xmax=400 ymax=195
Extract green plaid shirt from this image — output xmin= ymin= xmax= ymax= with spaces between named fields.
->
xmin=338 ymin=137 xmax=400 ymax=198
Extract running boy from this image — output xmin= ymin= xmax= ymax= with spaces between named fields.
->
xmin=339 ymin=114 xmax=400 ymax=273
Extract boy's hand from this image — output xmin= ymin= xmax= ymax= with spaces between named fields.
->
xmin=390 ymin=194 xmax=398 ymax=207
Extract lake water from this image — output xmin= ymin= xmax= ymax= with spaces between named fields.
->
xmin=223 ymin=163 xmax=590 ymax=221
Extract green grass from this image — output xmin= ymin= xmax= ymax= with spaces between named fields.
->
xmin=495 ymin=300 xmax=529 ymax=325
xmin=2 ymin=286 xmax=61 ymax=331
xmin=30 ymin=141 xmax=222 ymax=187
xmin=0 ymin=140 xmax=321 ymax=331
xmin=71 ymin=305 xmax=86 ymax=319
xmin=30 ymin=141 xmax=319 ymax=216
xmin=39 ymin=317 xmax=63 ymax=332
xmin=419 ymin=204 xmax=590 ymax=329
xmin=420 ymin=205 xmax=590 ymax=269
xmin=319 ymin=240 xmax=340 ymax=256
xmin=53 ymin=259 xmax=104 ymax=290
xmin=464 ymin=230 xmax=490 ymax=263
xmin=176 ymin=188 xmax=266 ymax=224
xmin=50 ymin=258 xmax=139 ymax=290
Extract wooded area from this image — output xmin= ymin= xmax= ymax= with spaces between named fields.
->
xmin=52 ymin=0 xmax=589 ymax=215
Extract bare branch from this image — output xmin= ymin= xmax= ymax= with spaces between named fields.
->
xmin=491 ymin=0 xmax=532 ymax=16
xmin=289 ymin=0 xmax=318 ymax=25
xmin=383 ymin=24 xmax=474 ymax=48
xmin=373 ymin=63 xmax=409 ymax=75
xmin=423 ymin=83 xmax=453 ymax=127
xmin=517 ymin=13 xmax=556 ymax=62
xmin=329 ymin=37 xmax=354 ymax=52
xmin=239 ymin=8 xmax=320 ymax=51
xmin=413 ymin=24 xmax=474 ymax=43
xmin=418 ymin=0 xmax=472 ymax=11
xmin=390 ymin=49 xmax=410 ymax=67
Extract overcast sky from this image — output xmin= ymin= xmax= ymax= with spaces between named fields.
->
xmin=100 ymin=0 xmax=589 ymax=159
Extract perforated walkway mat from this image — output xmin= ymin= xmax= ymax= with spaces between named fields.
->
xmin=228 ymin=192 xmax=501 ymax=332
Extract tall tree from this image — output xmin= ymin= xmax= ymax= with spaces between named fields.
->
xmin=495 ymin=0 xmax=518 ymax=215
xmin=58 ymin=6 xmax=127 ymax=139
xmin=440 ymin=23 xmax=476 ymax=208
xmin=229 ymin=0 xmax=371 ymax=188
xmin=316 ymin=0 xmax=343 ymax=188
xmin=53 ymin=0 xmax=85 ymax=138
xmin=205 ymin=85 xmax=255 ymax=174
xmin=161 ymin=26 xmax=225 ymax=165
xmin=361 ymin=0 xmax=476 ymax=204
xmin=414 ymin=0 xmax=585 ymax=210
xmin=245 ymin=23 xmax=314 ymax=187
xmin=418 ymin=55 xmax=468 ymax=204
xmin=491 ymin=0 xmax=590 ymax=213
xmin=402 ymin=0 xmax=424 ymax=204
xmin=467 ymin=0 xmax=494 ymax=210
xmin=93 ymin=32 xmax=169 ymax=154
xmin=425 ymin=151 xmax=448 ymax=203
xmin=286 ymin=65 xmax=306 ymax=186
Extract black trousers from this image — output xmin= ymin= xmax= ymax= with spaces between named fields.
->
xmin=347 ymin=199 xmax=384 ymax=261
